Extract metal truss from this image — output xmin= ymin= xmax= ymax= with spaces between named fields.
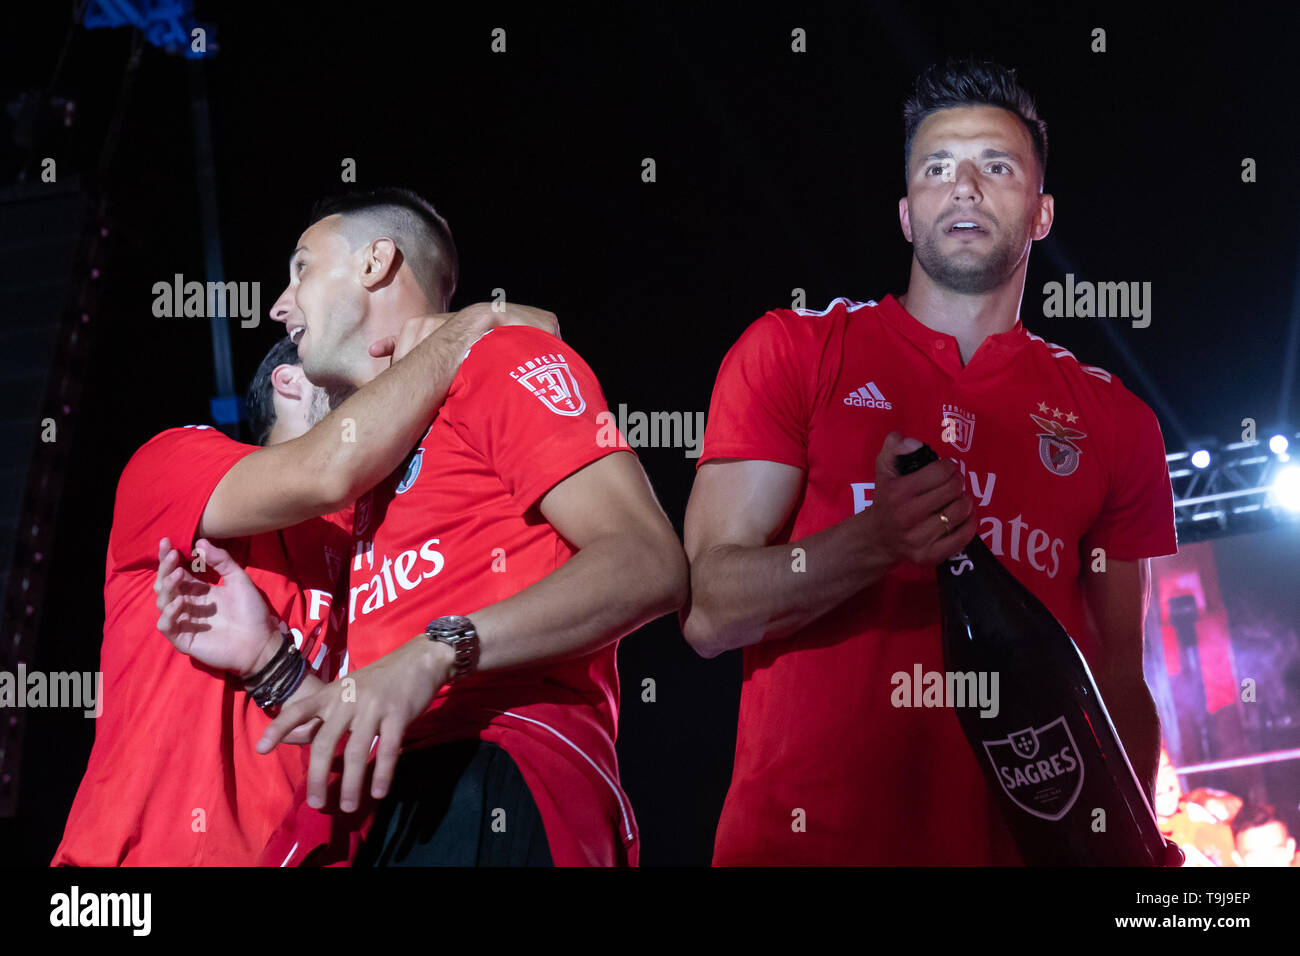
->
xmin=1168 ymin=434 xmax=1300 ymax=543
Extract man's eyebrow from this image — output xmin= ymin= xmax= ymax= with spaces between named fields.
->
xmin=920 ymin=148 xmax=1023 ymax=162
xmin=288 ymin=245 xmax=306 ymax=267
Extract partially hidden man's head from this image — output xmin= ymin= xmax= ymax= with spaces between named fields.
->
xmin=269 ymin=187 xmax=458 ymax=392
xmin=1232 ymin=804 xmax=1297 ymax=867
xmin=246 ymin=335 xmax=331 ymax=446
xmin=899 ymin=57 xmax=1053 ymax=295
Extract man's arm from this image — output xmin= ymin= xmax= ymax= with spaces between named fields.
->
xmin=1082 ymin=556 xmax=1162 ymax=803
xmin=680 ymin=433 xmax=978 ymax=659
xmin=465 ymin=450 xmax=687 ymax=670
xmin=260 ymin=450 xmax=689 ymax=812
xmin=199 ymin=303 xmax=556 ymax=540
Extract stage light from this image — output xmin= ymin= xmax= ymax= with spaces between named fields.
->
xmin=1273 ymin=465 xmax=1300 ymax=513
xmin=1269 ymin=434 xmax=1289 ymax=455
xmin=1191 ymin=449 xmax=1211 ymax=469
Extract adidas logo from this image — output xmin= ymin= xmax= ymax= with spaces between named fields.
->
xmin=843 ymin=382 xmax=892 ymax=409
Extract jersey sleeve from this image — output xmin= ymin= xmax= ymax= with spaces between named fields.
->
xmin=697 ymin=310 xmax=818 ymax=470
xmin=453 ymin=326 xmax=630 ymax=513
xmin=107 ymin=426 xmax=257 ymax=573
xmin=1081 ymin=395 xmax=1179 ymax=562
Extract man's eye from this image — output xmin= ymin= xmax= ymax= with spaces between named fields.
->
xmin=296 ymin=261 xmax=306 ymax=274
xmin=988 ymin=163 xmax=1008 ymax=174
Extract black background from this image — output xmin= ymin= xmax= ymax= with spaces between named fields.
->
xmin=2 ymin=0 xmax=1299 ymax=866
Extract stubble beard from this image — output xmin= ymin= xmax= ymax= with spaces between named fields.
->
xmin=913 ymin=224 xmax=1022 ymax=295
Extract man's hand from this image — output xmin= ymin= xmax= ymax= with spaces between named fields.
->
xmin=368 ymin=302 xmax=561 ymax=364
xmin=257 ymin=636 xmax=456 ymax=813
xmin=865 ymin=431 xmax=979 ymax=567
xmin=155 ymin=537 xmax=281 ymax=678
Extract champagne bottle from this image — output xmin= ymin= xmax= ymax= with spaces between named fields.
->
xmin=897 ymin=442 xmax=1180 ymax=866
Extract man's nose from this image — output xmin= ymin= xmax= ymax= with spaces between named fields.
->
xmin=269 ymin=286 xmax=293 ymax=325
xmin=950 ymin=160 xmax=983 ymax=198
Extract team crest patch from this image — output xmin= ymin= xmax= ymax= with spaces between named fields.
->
xmin=396 ymin=448 xmax=423 ymax=494
xmin=982 ymin=716 xmax=1085 ymax=821
xmin=324 ymin=545 xmax=342 ymax=580
xmin=940 ymin=403 xmax=975 ymax=452
xmin=509 ymin=352 xmax=586 ymax=416
xmin=1030 ymin=412 xmax=1086 ymax=476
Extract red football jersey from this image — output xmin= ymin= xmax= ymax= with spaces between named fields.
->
xmin=700 ymin=295 xmax=1179 ymax=865
xmin=53 ymin=426 xmax=351 ymax=866
xmin=266 ymin=326 xmax=638 ymax=867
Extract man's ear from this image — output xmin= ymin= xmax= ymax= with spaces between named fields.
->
xmin=899 ymin=196 xmax=914 ymax=243
xmin=1031 ymin=193 xmax=1054 ymax=242
xmin=270 ymin=363 xmax=307 ymax=403
xmin=360 ymin=236 xmax=401 ymax=290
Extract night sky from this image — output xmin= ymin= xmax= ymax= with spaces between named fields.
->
xmin=2 ymin=1 xmax=1298 ymax=865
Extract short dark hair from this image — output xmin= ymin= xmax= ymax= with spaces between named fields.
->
xmin=1232 ymin=803 xmax=1286 ymax=840
xmin=308 ymin=187 xmax=458 ymax=309
xmin=902 ymin=57 xmax=1048 ymax=187
xmin=246 ymin=335 xmax=301 ymax=446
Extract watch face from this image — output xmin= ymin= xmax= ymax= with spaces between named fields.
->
xmin=427 ymin=616 xmax=471 ymax=639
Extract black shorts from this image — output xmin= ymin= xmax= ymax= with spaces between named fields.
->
xmin=354 ymin=738 xmax=553 ymax=867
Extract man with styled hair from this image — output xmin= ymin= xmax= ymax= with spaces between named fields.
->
xmin=682 ymin=57 xmax=1178 ymax=865
xmin=55 ymin=181 xmax=558 ymax=864
xmin=156 ymin=186 xmax=687 ymax=866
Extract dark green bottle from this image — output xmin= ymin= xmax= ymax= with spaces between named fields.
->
xmin=897 ymin=442 xmax=1180 ymax=866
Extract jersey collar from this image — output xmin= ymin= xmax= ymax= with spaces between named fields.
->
xmin=878 ymin=293 xmax=1027 ymax=372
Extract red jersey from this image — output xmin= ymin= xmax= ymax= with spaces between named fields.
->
xmin=700 ymin=295 xmax=1179 ymax=865
xmin=53 ymin=426 xmax=350 ymax=866
xmin=266 ymin=326 xmax=638 ymax=867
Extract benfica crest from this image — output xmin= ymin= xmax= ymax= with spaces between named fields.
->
xmin=983 ymin=716 xmax=1085 ymax=821
xmin=1030 ymin=412 xmax=1086 ymax=476
xmin=510 ymin=352 xmax=586 ymax=416
xmin=396 ymin=448 xmax=423 ymax=494
xmin=940 ymin=403 xmax=975 ymax=452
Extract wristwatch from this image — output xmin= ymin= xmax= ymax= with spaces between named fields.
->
xmin=423 ymin=615 xmax=480 ymax=683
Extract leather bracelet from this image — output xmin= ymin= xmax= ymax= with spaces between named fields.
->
xmin=242 ymin=633 xmax=292 ymax=687
xmin=256 ymin=650 xmax=312 ymax=717
xmin=252 ymin=650 xmax=308 ymax=715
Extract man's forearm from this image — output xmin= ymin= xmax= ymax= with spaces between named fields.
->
xmin=462 ymin=531 xmax=687 ymax=673
xmin=302 ymin=312 xmax=492 ymax=507
xmin=682 ymin=511 xmax=893 ymax=658
xmin=1100 ymin=676 xmax=1162 ymax=804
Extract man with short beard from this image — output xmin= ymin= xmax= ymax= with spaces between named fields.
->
xmin=681 ymin=58 xmax=1178 ymax=864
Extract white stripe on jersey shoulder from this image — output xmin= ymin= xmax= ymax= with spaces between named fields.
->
xmin=1022 ymin=329 xmax=1114 ymax=383
xmin=791 ymin=296 xmax=877 ymax=317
